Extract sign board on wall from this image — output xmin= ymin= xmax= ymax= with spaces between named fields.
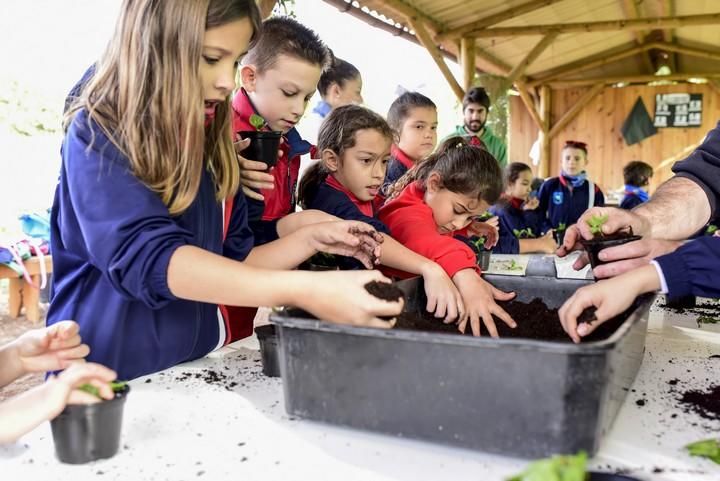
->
xmin=654 ymin=93 xmax=702 ymax=128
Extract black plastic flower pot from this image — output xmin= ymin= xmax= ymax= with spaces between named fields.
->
xmin=255 ymin=324 xmax=280 ymax=378
xmin=477 ymin=251 xmax=491 ymax=271
xmin=50 ymin=385 xmax=130 ymax=464
xmin=238 ymin=130 xmax=282 ymax=168
xmin=580 ymin=235 xmax=642 ymax=270
xmin=553 ymin=230 xmax=565 ymax=247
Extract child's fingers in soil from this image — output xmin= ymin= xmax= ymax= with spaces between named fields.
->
xmin=479 ymin=311 xmax=499 ymax=338
xmin=491 ymin=285 xmax=516 ymax=302
xmin=491 ymin=304 xmax=516 ymax=328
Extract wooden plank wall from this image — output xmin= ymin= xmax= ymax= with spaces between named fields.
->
xmin=508 ymin=83 xmax=720 ymax=193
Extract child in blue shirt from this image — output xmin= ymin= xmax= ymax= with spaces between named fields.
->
xmin=537 ymin=140 xmax=605 ymax=230
xmin=620 ymin=160 xmax=653 ymax=210
xmin=490 ymin=162 xmax=556 ymax=254
xmin=382 ymin=92 xmax=438 ymax=194
xmin=299 ymin=105 xmax=463 ymax=322
xmin=50 ymin=0 xmax=402 ymax=380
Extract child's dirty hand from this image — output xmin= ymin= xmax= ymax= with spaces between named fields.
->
xmin=235 ymin=139 xmax=275 ymax=201
xmin=301 ymin=270 xmax=403 ymax=328
xmin=452 ymin=270 xmax=516 ymax=337
xmin=9 ymin=320 xmax=89 ymax=377
xmin=420 ymin=262 xmax=465 ymax=324
xmin=46 ymin=363 xmax=118 ymax=417
xmin=558 ymin=264 xmax=658 ymax=343
xmin=468 ymin=220 xmax=498 ymax=248
xmin=309 ymin=221 xmax=383 ymax=269
xmin=538 ymin=229 xmax=557 ymax=254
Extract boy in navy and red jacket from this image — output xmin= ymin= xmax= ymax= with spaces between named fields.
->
xmin=232 ymin=17 xmax=329 ymax=245
xmin=537 ymin=140 xmax=604 ymax=231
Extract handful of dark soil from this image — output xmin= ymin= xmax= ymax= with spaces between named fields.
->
xmin=364 ymin=281 xmax=405 ymax=322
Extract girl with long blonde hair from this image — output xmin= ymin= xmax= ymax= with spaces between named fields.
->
xmin=52 ymin=0 xmax=402 ymax=380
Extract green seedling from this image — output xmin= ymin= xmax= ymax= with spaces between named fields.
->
xmin=556 ymin=222 xmax=567 ymax=232
xmin=77 ymin=381 xmax=127 ymax=399
xmin=506 ymin=451 xmax=588 ymax=481
xmin=507 ymin=259 xmax=523 ymax=271
xmin=586 ymin=214 xmax=609 ymax=237
xmin=249 ymin=113 xmax=266 ymax=130
xmin=513 ymin=228 xmax=535 ymax=239
xmin=706 ymin=224 xmax=718 ymax=236
xmin=685 ymin=438 xmax=720 ymax=464
xmin=472 ymin=236 xmax=488 ymax=252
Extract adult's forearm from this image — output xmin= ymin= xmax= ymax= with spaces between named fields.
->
xmin=634 ymin=177 xmax=711 ymax=240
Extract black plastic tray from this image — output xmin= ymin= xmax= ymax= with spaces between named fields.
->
xmin=271 ymin=275 xmax=653 ymax=458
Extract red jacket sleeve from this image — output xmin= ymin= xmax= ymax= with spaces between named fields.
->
xmin=382 ymin=206 xmax=478 ymax=278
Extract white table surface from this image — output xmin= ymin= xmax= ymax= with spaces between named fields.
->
xmin=2 ymin=299 xmax=720 ymax=481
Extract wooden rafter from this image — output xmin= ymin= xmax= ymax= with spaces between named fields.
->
xmin=436 ymin=0 xmax=563 ymax=41
xmin=621 ymin=0 xmax=655 ymax=74
xmin=507 ymin=32 xmax=558 ymax=85
xmin=529 ymin=41 xmax=720 ymax=87
xmin=516 ymin=81 xmax=544 ymax=131
xmin=407 ymin=17 xmax=465 ymax=101
xmin=366 ymin=0 xmax=445 ymax=31
xmin=528 ymin=42 xmax=652 ymax=86
xmin=548 ymin=84 xmax=604 ymax=138
xmin=549 ymin=72 xmax=720 ymax=88
xmin=465 ymin=13 xmax=720 ymax=38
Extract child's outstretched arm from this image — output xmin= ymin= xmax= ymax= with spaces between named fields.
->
xmin=0 ymin=321 xmax=89 ymax=388
xmin=0 ymin=363 xmax=116 ymax=444
xmin=246 ymin=214 xmax=383 ymax=270
xmin=558 ymin=264 xmax=659 ymax=343
xmin=378 ymin=234 xmax=465 ymax=323
xmin=452 ymin=269 xmax=517 ymax=337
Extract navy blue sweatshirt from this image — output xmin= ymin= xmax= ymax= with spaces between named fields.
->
xmin=537 ymin=176 xmax=604 ymax=230
xmin=489 ymin=199 xmax=546 ymax=254
xmin=47 ymin=110 xmax=255 ymax=380
xmin=655 ymin=236 xmax=720 ymax=298
xmin=619 ymin=193 xmax=644 ymax=210
xmin=382 ymin=145 xmax=414 ymax=195
xmin=305 ymin=180 xmax=389 ymax=235
xmin=672 ymin=121 xmax=720 ymax=217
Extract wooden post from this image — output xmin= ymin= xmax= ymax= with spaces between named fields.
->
xmin=548 ymin=84 xmax=604 ymax=138
xmin=257 ymin=0 xmax=276 ymax=18
xmin=460 ymin=37 xmax=476 ymax=92
xmin=539 ymin=85 xmax=551 ymax=177
xmin=621 ymin=0 xmax=655 ymax=73
xmin=516 ymin=81 xmax=544 ymax=131
xmin=408 ymin=18 xmax=465 ymax=101
xmin=507 ymin=32 xmax=558 ymax=85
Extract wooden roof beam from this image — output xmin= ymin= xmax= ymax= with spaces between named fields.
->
xmin=436 ymin=0 xmax=564 ymax=41
xmin=659 ymin=42 xmax=720 ymax=63
xmin=363 ymin=0 xmax=444 ymax=31
xmin=466 ymin=13 xmax=720 ymax=38
xmin=507 ymin=32 xmax=558 ymax=85
xmin=407 ymin=17 xmax=465 ymax=101
xmin=549 ymin=72 xmax=720 ymax=88
xmin=621 ymin=0 xmax=656 ymax=74
xmin=528 ymin=41 xmax=654 ymax=87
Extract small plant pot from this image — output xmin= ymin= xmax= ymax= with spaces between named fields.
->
xmin=238 ymin=130 xmax=282 ymax=168
xmin=50 ymin=385 xmax=130 ymax=464
xmin=255 ymin=324 xmax=280 ymax=378
xmin=553 ymin=230 xmax=565 ymax=247
xmin=580 ymin=234 xmax=642 ymax=270
xmin=666 ymin=294 xmax=696 ymax=309
xmin=477 ymin=251 xmax=491 ymax=271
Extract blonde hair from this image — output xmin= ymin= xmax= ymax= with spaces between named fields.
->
xmin=64 ymin=0 xmax=260 ymax=215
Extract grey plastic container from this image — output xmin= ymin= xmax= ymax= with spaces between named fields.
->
xmin=271 ymin=275 xmax=653 ymax=458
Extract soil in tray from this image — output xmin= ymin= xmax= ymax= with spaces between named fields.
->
xmin=394 ymin=298 xmax=624 ymax=343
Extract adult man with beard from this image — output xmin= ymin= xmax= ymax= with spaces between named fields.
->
xmin=446 ymin=87 xmax=507 ymax=168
